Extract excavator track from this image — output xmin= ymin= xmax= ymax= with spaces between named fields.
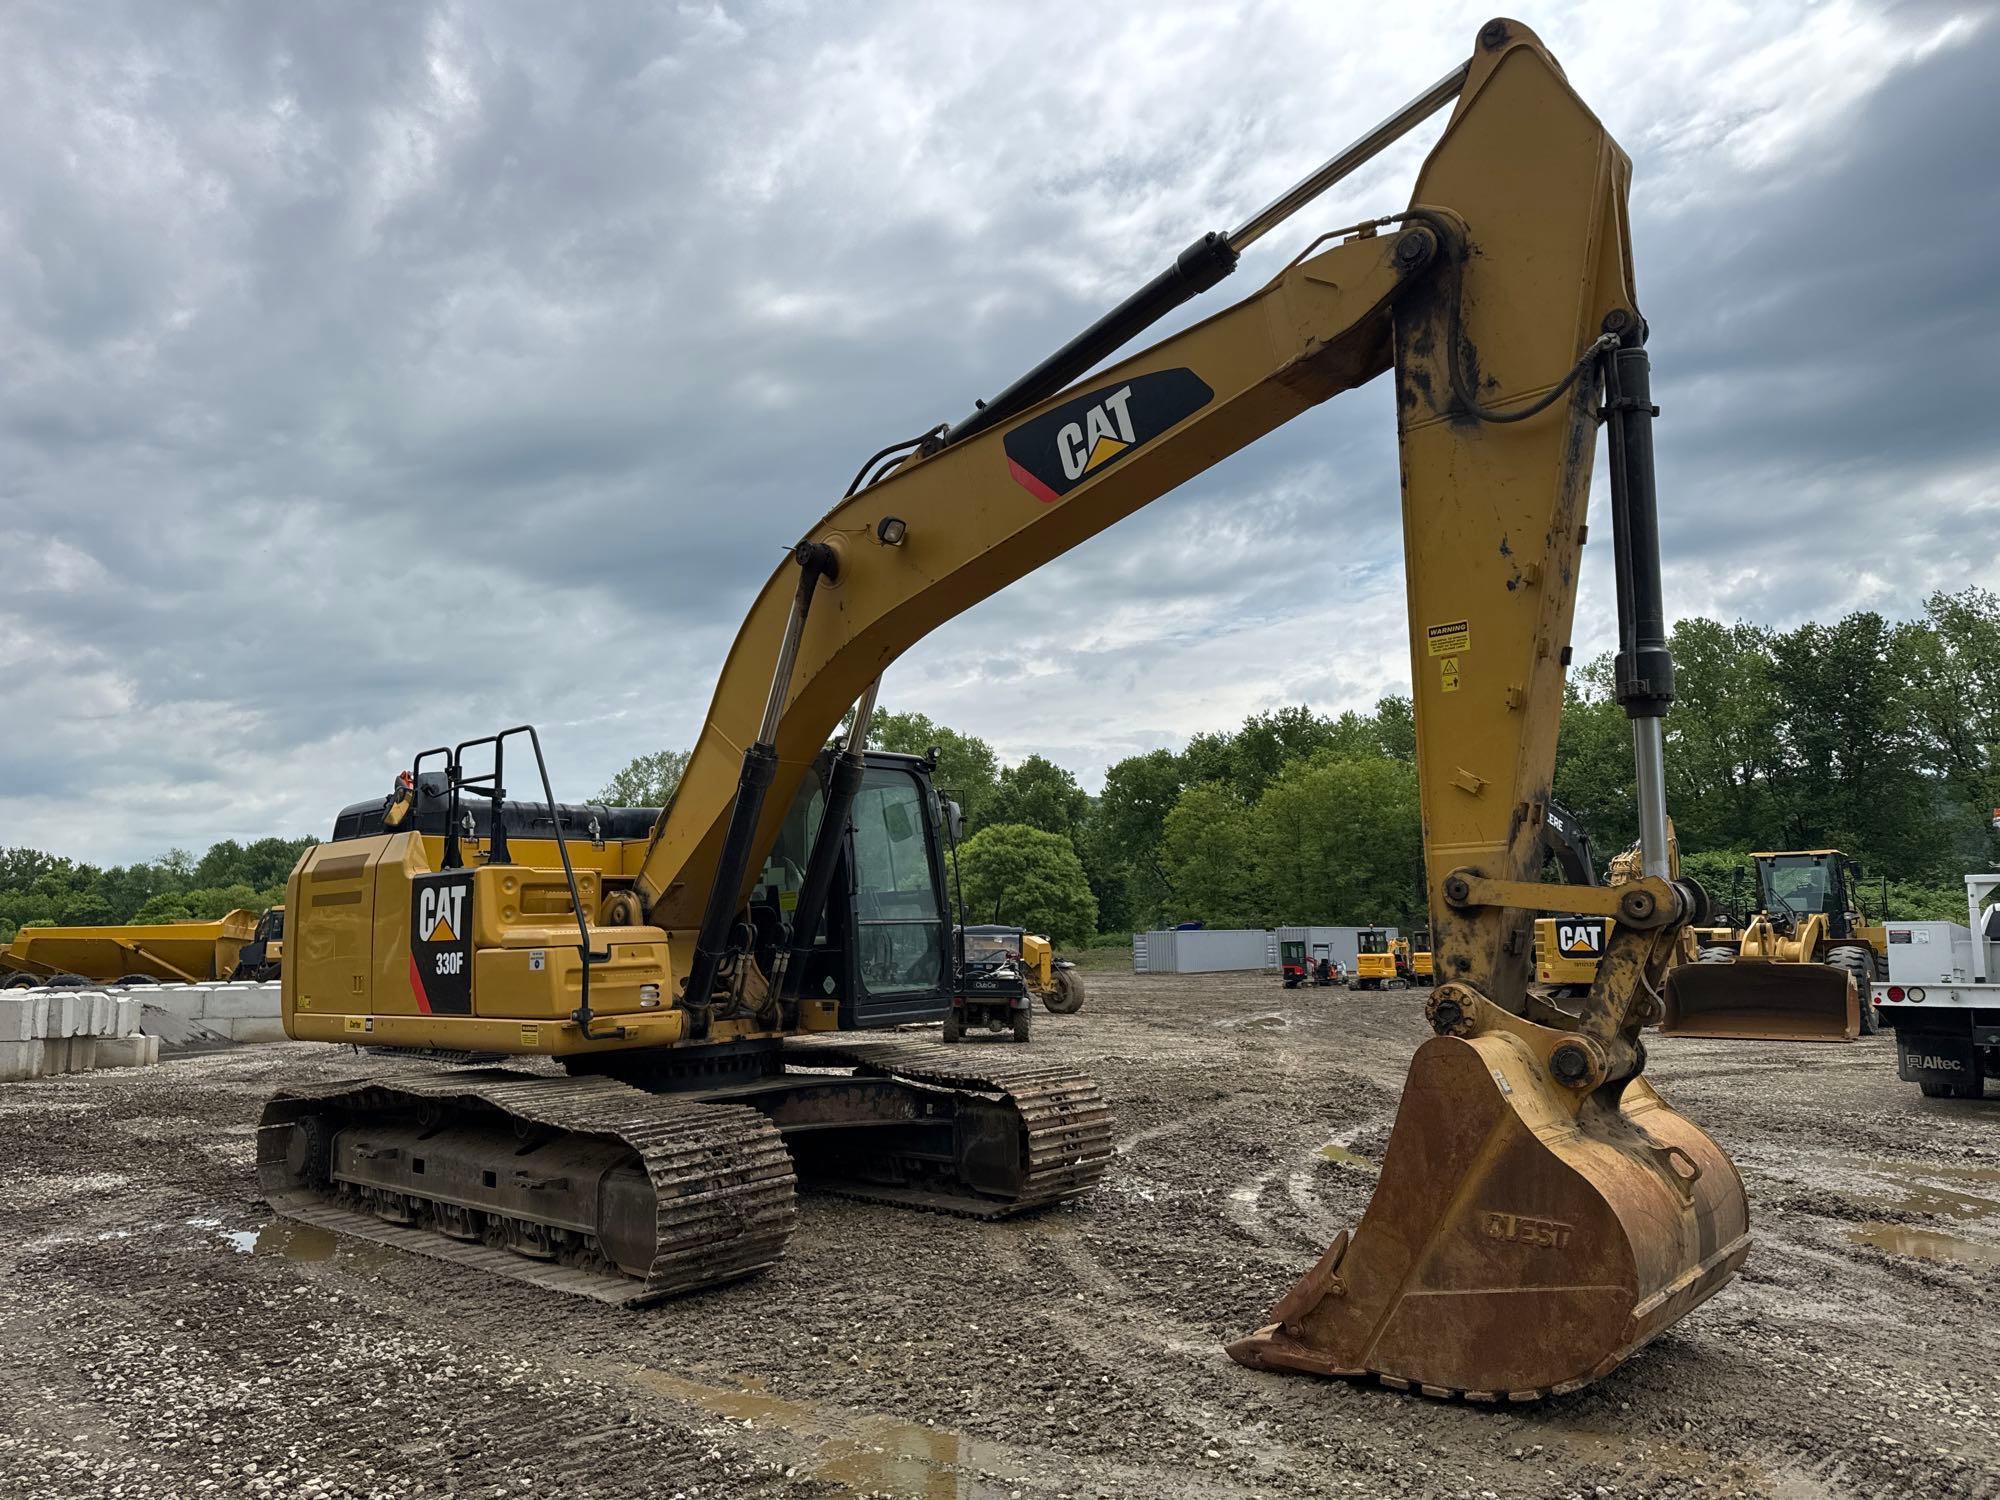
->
xmin=779 ymin=1037 xmax=1115 ymax=1216
xmin=257 ymin=1070 xmax=796 ymax=1305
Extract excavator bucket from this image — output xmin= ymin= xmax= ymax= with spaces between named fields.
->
xmin=1228 ymin=1030 xmax=1750 ymax=1399
xmin=1660 ymin=961 xmax=1859 ymax=1042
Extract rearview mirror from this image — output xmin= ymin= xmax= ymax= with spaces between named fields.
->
xmin=944 ymin=799 xmax=965 ymax=844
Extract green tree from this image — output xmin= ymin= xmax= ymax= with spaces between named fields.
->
xmin=598 ymin=748 xmax=692 ymax=807
xmin=1227 ymin=706 xmax=1347 ymax=799
xmin=132 ymin=894 xmax=197 ymax=925
xmin=1250 ymin=754 xmax=1424 ymax=926
xmin=1090 ymin=748 xmax=1186 ymax=931
xmin=1369 ymin=694 xmax=1417 ymax=761
xmin=1553 ymin=664 xmax=1637 ymax=854
xmin=987 ymin=755 xmax=1090 ymax=842
xmin=58 ymin=892 xmax=116 ymax=927
xmin=1662 ymin=618 xmax=1784 ymax=853
xmin=1767 ymin=610 xmax=1946 ymax=877
xmin=869 ymin=711 xmax=999 ymax=828
xmin=955 ymin=823 xmax=1097 ymax=945
xmin=1899 ymin=588 xmax=2000 ymax=869
xmin=1159 ymin=783 xmax=1258 ymax=927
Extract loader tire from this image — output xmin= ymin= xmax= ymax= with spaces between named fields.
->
xmin=1696 ymin=946 xmax=1735 ymax=964
xmin=1012 ymin=1006 xmax=1032 ymax=1044
xmin=1043 ymin=968 xmax=1085 ymax=1015
xmin=1826 ymin=947 xmax=1879 ymax=1034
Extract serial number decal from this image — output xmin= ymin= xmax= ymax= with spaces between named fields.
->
xmin=1483 ymin=1210 xmax=1575 ymax=1251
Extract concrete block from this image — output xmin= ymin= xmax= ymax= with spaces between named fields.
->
xmin=203 ymin=988 xmax=282 ymax=1021
xmin=142 ymin=989 xmax=207 ymax=1022
xmin=0 ymin=1038 xmax=44 ymax=1081
xmin=115 ymin=996 xmax=140 ymax=1036
xmin=227 ymin=1016 xmax=289 ymax=1044
xmin=93 ymin=1035 xmax=150 ymax=1069
xmin=144 ymin=1033 xmax=161 ymax=1065
xmin=66 ymin=1037 xmax=97 ymax=1072
xmin=90 ymin=992 xmax=115 ymax=1035
xmin=0 ymin=996 xmax=41 ymax=1043
xmin=38 ymin=1038 xmax=67 ymax=1076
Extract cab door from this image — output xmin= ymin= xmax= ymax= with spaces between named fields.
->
xmin=842 ymin=764 xmax=951 ymax=1027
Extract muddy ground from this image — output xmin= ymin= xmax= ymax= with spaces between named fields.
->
xmin=1 ymin=970 xmax=1995 ymax=1499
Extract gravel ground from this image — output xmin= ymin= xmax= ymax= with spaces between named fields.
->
xmin=1 ymin=971 xmax=1995 ymax=1499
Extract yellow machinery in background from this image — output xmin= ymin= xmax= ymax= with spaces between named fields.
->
xmin=1350 ymin=928 xmax=1399 ymax=990
xmin=958 ymin=925 xmax=1086 ymax=1014
xmin=1389 ymin=934 xmax=1433 ymax=986
xmin=0 ymin=906 xmax=284 ymax=988
xmin=267 ymin=20 xmax=1746 ymax=1401
xmin=1663 ymin=850 xmax=1888 ymax=1041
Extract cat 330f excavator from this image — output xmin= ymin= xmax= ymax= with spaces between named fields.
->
xmin=265 ymin=18 xmax=1749 ymax=1401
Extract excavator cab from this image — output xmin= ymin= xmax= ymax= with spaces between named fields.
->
xmin=1662 ymin=850 xmax=1883 ymax=1042
xmin=1281 ymin=939 xmax=1310 ymax=988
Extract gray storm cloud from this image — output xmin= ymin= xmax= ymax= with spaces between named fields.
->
xmin=1 ymin=1 xmax=1994 ymax=862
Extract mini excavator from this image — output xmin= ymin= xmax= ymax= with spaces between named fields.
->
xmin=266 ymin=18 xmax=1749 ymax=1400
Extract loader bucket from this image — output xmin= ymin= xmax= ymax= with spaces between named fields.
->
xmin=1227 ymin=1031 xmax=1749 ymax=1399
xmin=1660 ymin=961 xmax=1859 ymax=1042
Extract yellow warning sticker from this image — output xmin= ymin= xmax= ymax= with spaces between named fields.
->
xmin=1439 ymin=656 xmax=1462 ymax=693
xmin=343 ymin=1015 xmax=373 ymax=1034
xmin=1426 ymin=620 xmax=1470 ymax=657
xmin=520 ymin=1024 xmax=541 ymax=1046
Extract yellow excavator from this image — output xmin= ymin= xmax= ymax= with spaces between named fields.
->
xmin=264 ymin=19 xmax=1746 ymax=1400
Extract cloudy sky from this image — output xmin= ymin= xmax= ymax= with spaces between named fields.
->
xmin=2 ymin=1 xmax=1995 ymax=864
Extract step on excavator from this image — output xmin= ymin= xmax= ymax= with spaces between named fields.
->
xmin=264 ymin=17 xmax=1748 ymax=1400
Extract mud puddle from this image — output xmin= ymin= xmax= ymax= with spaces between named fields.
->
xmin=628 ymin=1367 xmax=1017 ymax=1497
xmin=1846 ymin=1223 xmax=2000 ymax=1269
xmin=193 ymin=1217 xmax=391 ymax=1267
xmin=1317 ymin=1142 xmax=1378 ymax=1171
xmin=1839 ymin=1153 xmax=2000 ymax=1220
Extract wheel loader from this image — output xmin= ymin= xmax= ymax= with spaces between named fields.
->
xmin=266 ymin=18 xmax=1748 ymax=1401
xmin=1662 ymin=849 xmax=1889 ymax=1041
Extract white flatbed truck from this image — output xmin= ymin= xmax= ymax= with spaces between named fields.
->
xmin=1873 ymin=873 xmax=1999 ymax=1099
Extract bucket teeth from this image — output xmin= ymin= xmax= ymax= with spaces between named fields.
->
xmin=1228 ymin=1033 xmax=1750 ymax=1399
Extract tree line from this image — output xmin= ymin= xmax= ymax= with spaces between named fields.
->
xmin=585 ymin=589 xmax=1997 ymax=943
xmin=7 ymin=590 xmax=1990 ymax=950
xmin=0 ymin=838 xmax=315 ymax=945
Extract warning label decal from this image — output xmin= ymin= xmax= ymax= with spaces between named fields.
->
xmin=1426 ymin=620 xmax=1470 ymax=657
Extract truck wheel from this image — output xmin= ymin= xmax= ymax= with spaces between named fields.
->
xmin=1044 ymin=968 xmax=1085 ymax=1014
xmin=942 ymin=1011 xmax=963 ymax=1043
xmin=1012 ymin=1006 xmax=1032 ymax=1044
xmin=1826 ymin=947 xmax=1878 ymax=1034
xmin=1696 ymin=946 xmax=1735 ymax=964
xmin=1919 ymin=1078 xmax=1982 ymax=1100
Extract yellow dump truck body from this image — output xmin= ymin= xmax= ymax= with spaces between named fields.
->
xmin=0 ymin=909 xmax=263 ymax=985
